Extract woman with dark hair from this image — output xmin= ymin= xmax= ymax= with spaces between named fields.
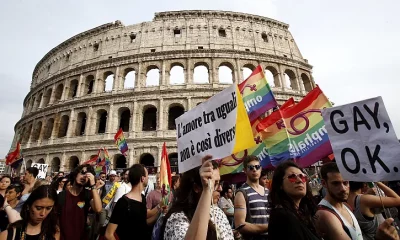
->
xmin=0 ymin=176 xmax=11 ymax=196
xmin=50 ymin=178 xmax=68 ymax=194
xmin=160 ymin=155 xmax=233 ymax=240
xmin=268 ymin=161 xmax=320 ymax=240
xmin=0 ymin=185 xmax=60 ymax=240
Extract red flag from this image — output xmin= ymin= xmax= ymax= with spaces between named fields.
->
xmin=6 ymin=143 xmax=22 ymax=166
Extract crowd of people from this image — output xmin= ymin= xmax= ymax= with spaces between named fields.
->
xmin=0 ymin=156 xmax=398 ymax=239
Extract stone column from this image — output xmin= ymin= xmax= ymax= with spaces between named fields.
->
xmin=49 ymin=86 xmax=57 ymax=105
xmin=51 ymin=113 xmax=61 ymax=139
xmin=38 ymin=118 xmax=45 ymax=143
xmin=106 ymin=104 xmax=114 ymax=133
xmin=77 ymin=74 xmax=84 ymax=97
xmin=186 ymin=58 xmax=193 ymax=84
xmin=211 ymin=59 xmax=218 ymax=83
xmin=161 ymin=61 xmax=167 ymax=86
xmin=157 ymin=146 xmax=162 ymax=168
xmin=66 ymin=109 xmax=76 ymax=138
xmin=38 ymin=92 xmax=44 ymax=109
xmin=45 ymin=154 xmax=50 ymax=166
xmin=131 ymin=101 xmax=138 ymax=133
xmin=129 ymin=149 xmax=134 ymax=167
xmin=137 ymin=62 xmax=143 ymax=90
xmin=61 ymin=152 xmax=67 ymax=172
xmin=235 ymin=59 xmax=242 ymax=84
xmin=61 ymin=80 xmax=68 ymax=101
xmin=114 ymin=66 xmax=121 ymax=91
xmin=158 ymin=99 xmax=164 ymax=131
xmin=81 ymin=151 xmax=87 ymax=164
xmin=187 ymin=97 xmax=192 ymax=110
xmin=279 ymin=64 xmax=287 ymax=90
xmin=296 ymin=68 xmax=305 ymax=93
xmin=85 ymin=107 xmax=94 ymax=137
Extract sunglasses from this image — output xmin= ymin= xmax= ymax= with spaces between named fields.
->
xmin=247 ymin=164 xmax=261 ymax=171
xmin=285 ymin=173 xmax=308 ymax=183
xmin=80 ymin=170 xmax=88 ymax=175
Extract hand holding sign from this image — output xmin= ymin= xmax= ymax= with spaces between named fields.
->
xmin=322 ymin=97 xmax=400 ymax=182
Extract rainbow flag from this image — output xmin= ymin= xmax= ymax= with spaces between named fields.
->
xmin=239 ymin=65 xmax=278 ymax=122
xmin=219 ymin=98 xmax=295 ymax=175
xmin=160 ymin=143 xmax=172 ymax=206
xmin=258 ymin=86 xmax=333 ymax=167
xmin=83 ymin=153 xmax=100 ymax=166
xmin=94 ymin=148 xmax=112 ymax=175
xmin=114 ymin=128 xmax=128 ymax=156
xmin=6 ymin=142 xmax=23 ymax=169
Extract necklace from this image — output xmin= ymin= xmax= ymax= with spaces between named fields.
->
xmin=19 ymin=226 xmax=45 ymax=240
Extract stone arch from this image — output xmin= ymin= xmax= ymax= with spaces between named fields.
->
xmin=51 ymin=157 xmax=60 ymax=172
xmin=37 ymin=158 xmax=45 ymax=164
xmin=54 ymin=84 xmax=63 ymax=102
xmin=97 ymin=109 xmax=108 ymax=134
xmin=168 ymin=104 xmax=185 ymax=130
xmin=76 ymin=112 xmax=87 ymax=136
xmin=140 ymin=153 xmax=154 ymax=167
xmin=26 ymin=160 xmax=32 ymax=169
xmin=23 ymin=124 xmax=32 ymax=142
xmin=168 ymin=152 xmax=178 ymax=173
xmin=68 ymin=79 xmax=79 ymax=99
xmin=170 ymin=63 xmax=185 ymax=85
xmin=284 ymin=69 xmax=298 ymax=90
xmin=218 ymin=62 xmax=235 ymax=84
xmin=35 ymin=93 xmax=43 ymax=110
xmin=104 ymin=71 xmax=114 ymax=92
xmin=19 ymin=127 xmax=25 ymax=144
xmin=69 ymin=156 xmax=79 ymax=171
xmin=261 ymin=32 xmax=269 ymax=42
xmin=119 ymin=107 xmax=131 ymax=132
xmin=242 ymin=64 xmax=255 ymax=82
xmin=301 ymin=73 xmax=312 ymax=92
xmin=114 ymin=154 xmax=127 ymax=169
xmin=265 ymin=66 xmax=280 ymax=87
xmin=32 ymin=121 xmax=42 ymax=142
xmin=43 ymin=118 xmax=54 ymax=139
xmin=146 ymin=65 xmax=160 ymax=87
xmin=42 ymin=88 xmax=52 ymax=107
xmin=142 ymin=105 xmax=157 ymax=131
xmin=193 ymin=62 xmax=210 ymax=84
xmin=124 ymin=68 xmax=136 ymax=89
xmin=58 ymin=115 xmax=69 ymax=138
xmin=85 ymin=75 xmax=95 ymax=95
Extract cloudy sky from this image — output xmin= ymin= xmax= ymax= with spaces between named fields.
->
xmin=0 ymin=0 xmax=399 ymax=156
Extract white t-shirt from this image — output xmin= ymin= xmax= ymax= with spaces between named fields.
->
xmin=114 ymin=182 xmax=132 ymax=203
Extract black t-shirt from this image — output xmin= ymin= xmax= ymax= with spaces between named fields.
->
xmin=268 ymin=208 xmax=321 ymax=240
xmin=110 ymin=194 xmax=148 ymax=240
xmin=0 ymin=211 xmax=8 ymax=232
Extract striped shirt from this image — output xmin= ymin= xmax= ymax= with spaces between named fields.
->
xmin=240 ymin=183 xmax=269 ymax=237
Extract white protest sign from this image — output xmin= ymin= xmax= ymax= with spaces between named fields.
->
xmin=322 ymin=96 xmax=400 ymax=182
xmin=32 ymin=163 xmax=48 ymax=179
xmin=175 ymin=84 xmax=254 ymax=173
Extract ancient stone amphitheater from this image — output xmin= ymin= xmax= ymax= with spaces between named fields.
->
xmin=10 ymin=10 xmax=315 ymax=174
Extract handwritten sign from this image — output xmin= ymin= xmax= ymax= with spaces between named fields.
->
xmin=32 ymin=163 xmax=48 ymax=179
xmin=176 ymin=84 xmax=254 ymax=173
xmin=322 ymin=97 xmax=400 ymax=181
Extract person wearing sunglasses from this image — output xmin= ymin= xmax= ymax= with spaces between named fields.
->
xmin=268 ymin=161 xmax=320 ymax=240
xmin=234 ymin=155 xmax=269 ymax=240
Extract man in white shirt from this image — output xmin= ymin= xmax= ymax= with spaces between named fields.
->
xmin=113 ymin=169 xmax=131 ymax=204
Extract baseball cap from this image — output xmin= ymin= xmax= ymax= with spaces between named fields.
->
xmin=109 ymin=170 xmax=117 ymax=176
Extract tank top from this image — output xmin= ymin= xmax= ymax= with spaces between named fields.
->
xmin=353 ymin=195 xmax=379 ymax=240
xmin=6 ymin=226 xmax=42 ymax=240
xmin=319 ymin=199 xmax=363 ymax=240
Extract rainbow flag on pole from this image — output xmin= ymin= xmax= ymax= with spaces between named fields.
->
xmin=6 ymin=142 xmax=23 ymax=169
xmin=258 ymin=86 xmax=333 ymax=167
xmin=160 ymin=143 xmax=172 ymax=206
xmin=239 ymin=65 xmax=278 ymax=122
xmin=114 ymin=128 xmax=128 ymax=156
xmin=94 ymin=148 xmax=112 ymax=175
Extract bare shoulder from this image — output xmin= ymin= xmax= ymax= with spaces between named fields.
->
xmin=234 ymin=191 xmax=245 ymax=205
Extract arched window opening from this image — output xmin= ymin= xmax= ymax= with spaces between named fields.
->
xmin=58 ymin=115 xmax=69 ymax=138
xmin=44 ymin=118 xmax=54 ymax=139
xmin=97 ymin=110 xmax=108 ymax=134
xmin=37 ymin=159 xmax=45 ymax=164
xmin=29 ymin=98 xmax=35 ymax=112
xmin=140 ymin=153 xmax=154 ymax=167
xmin=114 ymin=155 xmax=127 ymax=169
xmin=42 ymin=88 xmax=52 ymax=107
xmin=142 ymin=107 xmax=157 ymax=131
xmin=168 ymin=153 xmax=179 ymax=173
xmin=284 ymin=69 xmax=298 ymax=90
xmin=301 ymin=73 xmax=313 ymax=92
xmin=168 ymin=106 xmax=185 ymax=130
xmin=54 ymin=84 xmax=63 ymax=102
xmin=69 ymin=80 xmax=79 ymax=99
xmin=51 ymin=157 xmax=60 ymax=173
xmin=265 ymin=66 xmax=280 ymax=87
xmin=32 ymin=122 xmax=42 ymax=141
xmin=242 ymin=67 xmax=253 ymax=82
xmin=193 ymin=64 xmax=209 ymax=84
xmin=124 ymin=69 xmax=136 ymax=89
xmin=262 ymin=32 xmax=268 ymax=42
xmin=146 ymin=67 xmax=160 ymax=86
xmin=24 ymin=125 xmax=32 ymax=143
xmin=76 ymin=112 xmax=87 ymax=136
xmin=85 ymin=75 xmax=95 ymax=95
xmin=69 ymin=156 xmax=79 ymax=171
xmin=219 ymin=65 xmax=233 ymax=84
xmin=35 ymin=94 xmax=42 ymax=109
xmin=170 ymin=65 xmax=185 ymax=85
xmin=26 ymin=160 xmax=32 ymax=169
xmin=104 ymin=72 xmax=114 ymax=92
xmin=119 ymin=109 xmax=131 ymax=132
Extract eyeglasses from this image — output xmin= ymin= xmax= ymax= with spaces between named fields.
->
xmin=285 ymin=173 xmax=308 ymax=183
xmin=247 ymin=165 xmax=261 ymax=171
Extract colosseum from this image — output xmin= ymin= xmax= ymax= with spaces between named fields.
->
xmin=9 ymin=10 xmax=315 ymax=175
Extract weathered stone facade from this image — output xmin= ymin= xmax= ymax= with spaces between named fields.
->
xmin=10 ymin=10 xmax=315 ymax=173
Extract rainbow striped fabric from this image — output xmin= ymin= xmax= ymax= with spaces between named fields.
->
xmin=94 ymin=148 xmax=112 ymax=175
xmin=114 ymin=128 xmax=129 ymax=156
xmin=238 ymin=65 xmax=278 ymax=122
xmin=160 ymin=142 xmax=172 ymax=206
xmin=257 ymin=86 xmax=333 ymax=167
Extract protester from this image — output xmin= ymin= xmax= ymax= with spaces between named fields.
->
xmin=161 ymin=155 xmax=234 ymax=240
xmin=98 ymin=172 xmax=107 ymax=199
xmin=147 ymin=173 xmax=162 ymax=210
xmin=0 ymin=176 xmax=11 ymax=197
xmin=315 ymin=162 xmax=363 ymax=240
xmin=268 ymin=161 xmax=320 ymax=239
xmin=58 ymin=172 xmax=64 ymax=178
xmin=58 ymin=164 xmax=102 ymax=240
xmin=105 ymin=170 xmax=118 ymax=193
xmin=21 ymin=167 xmax=38 ymax=196
xmin=171 ymin=175 xmax=180 ymax=199
xmin=5 ymin=184 xmax=23 ymax=209
xmin=0 ymin=185 xmax=60 ymax=240
xmin=348 ymin=181 xmax=400 ymax=240
xmin=234 ymin=155 xmax=269 ymax=240
xmin=105 ymin=164 xmax=162 ymax=240
xmin=219 ymin=185 xmax=234 ymax=227
xmin=15 ymin=179 xmax=50 ymax=213
xmin=259 ymin=170 xmax=269 ymax=188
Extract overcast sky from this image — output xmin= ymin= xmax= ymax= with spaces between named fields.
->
xmin=0 ymin=0 xmax=399 ymax=156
